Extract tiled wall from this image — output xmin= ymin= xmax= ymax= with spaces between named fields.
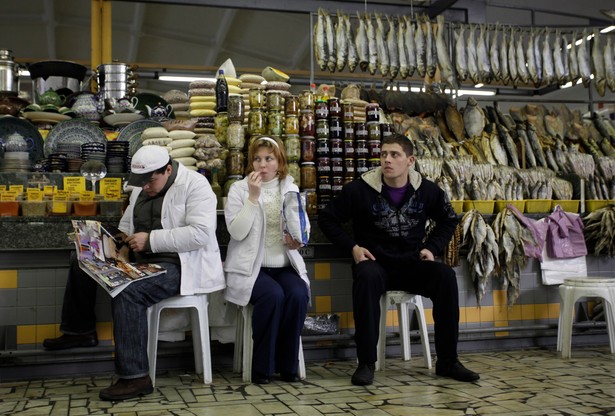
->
xmin=3 ymin=251 xmax=613 ymax=351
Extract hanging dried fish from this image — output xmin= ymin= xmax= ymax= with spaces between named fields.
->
xmin=335 ymin=10 xmax=348 ymax=72
xmin=374 ymin=13 xmax=390 ymax=77
xmin=568 ymin=31 xmax=580 ymax=83
xmin=403 ymin=15 xmax=417 ymax=77
xmin=314 ymin=9 xmax=328 ymax=71
xmin=527 ymin=123 xmax=549 ymax=168
xmin=584 ymin=205 xmax=615 ymax=257
xmin=592 ymin=30 xmax=607 ymax=96
xmin=322 ymin=9 xmax=336 ymax=72
xmin=516 ymin=30 xmax=530 ymax=84
xmin=355 ymin=12 xmax=369 ymax=72
xmin=517 ymin=125 xmax=537 ymax=168
xmin=496 ymin=124 xmax=520 ymax=169
xmin=605 ymin=35 xmax=615 ymax=93
xmin=508 ymin=26 xmax=519 ymax=85
xmin=490 ymin=23 xmax=501 ymax=82
xmin=553 ymin=30 xmax=567 ymax=84
xmin=577 ymin=29 xmax=592 ymax=87
xmin=533 ymin=28 xmax=543 ymax=86
xmin=527 ymin=27 xmax=540 ymax=87
xmin=463 ymin=97 xmax=486 ymax=138
xmin=542 ymin=29 xmax=555 ymax=85
xmin=415 ymin=15 xmax=427 ymax=77
xmin=499 ymin=25 xmax=510 ymax=85
xmin=477 ymin=24 xmax=491 ymax=83
xmin=455 ymin=25 xmax=468 ymax=82
xmin=467 ymin=24 xmax=479 ymax=84
xmin=488 ymin=125 xmax=509 ymax=166
xmin=397 ymin=17 xmax=409 ymax=78
xmin=365 ymin=13 xmax=378 ymax=75
xmin=436 ymin=14 xmax=454 ymax=87
xmin=345 ymin=13 xmax=358 ymax=72
xmin=425 ymin=15 xmax=437 ymax=78
xmin=386 ymin=14 xmax=399 ymax=78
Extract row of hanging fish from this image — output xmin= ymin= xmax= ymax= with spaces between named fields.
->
xmin=455 ymin=24 xmax=615 ymax=95
xmin=313 ymin=9 xmax=454 ymax=85
xmin=584 ymin=204 xmax=615 ymax=257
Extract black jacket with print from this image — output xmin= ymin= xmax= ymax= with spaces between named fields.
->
xmin=318 ymin=167 xmax=458 ymax=264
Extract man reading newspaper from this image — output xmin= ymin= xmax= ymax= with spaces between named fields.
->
xmin=43 ymin=145 xmax=225 ymax=401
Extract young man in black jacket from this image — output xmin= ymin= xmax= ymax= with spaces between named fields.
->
xmin=318 ymin=133 xmax=479 ymax=385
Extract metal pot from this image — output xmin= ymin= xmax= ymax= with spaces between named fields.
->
xmin=96 ymin=63 xmax=138 ymax=100
xmin=28 ymin=60 xmax=88 ymax=102
xmin=0 ymin=49 xmax=20 ymax=95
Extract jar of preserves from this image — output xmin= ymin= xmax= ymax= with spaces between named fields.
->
xmin=344 ymin=158 xmax=355 ymax=175
xmin=367 ymin=158 xmax=381 ymax=170
xmin=328 ymin=97 xmax=341 ymax=118
xmin=331 ymin=157 xmax=343 ymax=175
xmin=285 ymin=95 xmax=299 ymax=115
xmin=316 ymin=138 xmax=330 ymax=157
xmin=342 ymin=102 xmax=354 ymax=122
xmin=214 ymin=112 xmax=229 ymax=146
xmin=343 ymin=175 xmax=355 ymax=185
xmin=329 ymin=117 xmax=342 ymax=139
xmin=367 ymin=140 xmax=381 ymax=158
xmin=299 ymin=109 xmax=316 ymax=137
xmin=332 ymin=176 xmax=343 ymax=195
xmin=381 ymin=123 xmax=393 ymax=138
xmin=343 ymin=122 xmax=354 ymax=140
xmin=288 ymin=161 xmax=301 ymax=185
xmin=227 ymin=149 xmax=245 ymax=176
xmin=223 ymin=175 xmax=242 ymax=196
xmin=266 ymin=91 xmax=283 ymax=111
xmin=301 ymin=137 xmax=316 ymax=162
xmin=315 ymin=100 xmax=329 ymax=119
xmin=366 ymin=103 xmax=380 ymax=122
xmin=367 ymin=121 xmax=381 ymax=141
xmin=227 ymin=121 xmax=245 ymax=149
xmin=227 ymin=93 xmax=244 ymax=122
xmin=356 ymin=158 xmax=368 ymax=174
xmin=284 ymin=114 xmax=299 ymax=135
xmin=317 ymin=174 xmax=332 ymax=197
xmin=355 ymin=122 xmax=368 ymax=140
xmin=355 ymin=139 xmax=368 ymax=157
xmin=343 ymin=139 xmax=355 ymax=157
xmin=300 ymin=89 xmax=315 ymax=109
xmin=267 ymin=110 xmax=283 ymax=136
xmin=316 ymin=156 xmax=331 ymax=174
xmin=317 ymin=194 xmax=331 ymax=211
xmin=249 ymin=87 xmax=266 ymax=109
xmin=316 ymin=119 xmax=329 ymax=139
xmin=330 ymin=138 xmax=343 ymax=157
xmin=248 ymin=108 xmax=267 ymax=135
xmin=304 ymin=188 xmax=318 ymax=215
xmin=300 ymin=162 xmax=317 ymax=189
xmin=284 ymin=135 xmax=301 ymax=162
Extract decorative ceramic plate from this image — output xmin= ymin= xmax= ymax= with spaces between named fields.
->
xmin=103 ymin=113 xmax=145 ymax=128
xmin=0 ymin=115 xmax=45 ymax=161
xmin=24 ymin=111 xmax=72 ymax=125
xmin=44 ymin=118 xmax=107 ymax=157
xmin=117 ymin=119 xmax=162 ymax=156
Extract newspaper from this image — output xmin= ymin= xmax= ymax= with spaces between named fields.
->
xmin=71 ymin=220 xmax=166 ymax=297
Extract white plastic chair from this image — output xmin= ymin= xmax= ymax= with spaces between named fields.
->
xmin=376 ymin=291 xmax=432 ymax=371
xmin=233 ymin=304 xmax=306 ymax=383
xmin=557 ymin=278 xmax=615 ymax=359
xmin=147 ymin=293 xmax=212 ymax=386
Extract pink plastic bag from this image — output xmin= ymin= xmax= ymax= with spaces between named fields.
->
xmin=507 ymin=203 xmax=547 ymax=261
xmin=545 ymin=205 xmax=587 ymax=259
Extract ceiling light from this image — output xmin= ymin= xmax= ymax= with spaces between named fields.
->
xmin=458 ymin=89 xmax=496 ymax=96
xmin=601 ymin=25 xmax=615 ymax=33
xmin=158 ymin=75 xmax=215 ymax=83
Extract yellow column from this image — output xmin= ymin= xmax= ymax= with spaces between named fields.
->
xmin=101 ymin=0 xmax=112 ymax=63
xmin=91 ymin=0 xmax=101 ymax=91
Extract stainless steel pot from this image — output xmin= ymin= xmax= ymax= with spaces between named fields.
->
xmin=28 ymin=60 xmax=88 ymax=101
xmin=96 ymin=63 xmax=137 ymax=100
xmin=0 ymin=49 xmax=20 ymax=95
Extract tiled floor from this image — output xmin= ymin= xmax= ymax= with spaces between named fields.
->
xmin=1 ymin=347 xmax=615 ymax=416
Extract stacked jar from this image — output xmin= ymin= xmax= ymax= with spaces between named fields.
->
xmin=328 ymin=97 xmax=344 ymax=198
xmin=365 ymin=103 xmax=381 ymax=171
xmin=314 ymin=97 xmax=331 ymax=210
xmin=342 ymin=100 xmax=356 ymax=185
xmin=299 ymin=89 xmax=317 ymax=215
xmin=247 ymin=87 xmax=267 ymax=137
xmin=283 ymin=94 xmax=301 ymax=186
xmin=227 ymin=93 xmax=246 ymax=180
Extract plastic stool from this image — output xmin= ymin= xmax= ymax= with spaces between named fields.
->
xmin=233 ymin=304 xmax=306 ymax=383
xmin=147 ymin=293 xmax=212 ymax=386
xmin=376 ymin=291 xmax=432 ymax=371
xmin=557 ymin=278 xmax=615 ymax=359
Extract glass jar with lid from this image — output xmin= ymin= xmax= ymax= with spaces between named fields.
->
xmin=248 ymin=108 xmax=267 ymax=135
xmin=301 ymin=137 xmax=316 ymax=162
xmin=227 ymin=121 xmax=245 ymax=149
xmin=300 ymin=162 xmax=317 ymax=189
xmin=267 ymin=110 xmax=284 ymax=136
xmin=227 ymin=93 xmax=244 ymax=122
xmin=285 ymin=95 xmax=299 ymax=116
xmin=223 ymin=175 xmax=243 ymax=196
xmin=299 ymin=89 xmax=315 ymax=109
xmin=288 ymin=161 xmax=301 ymax=185
xmin=249 ymin=87 xmax=266 ymax=109
xmin=284 ymin=135 xmax=301 ymax=162
xmin=266 ymin=90 xmax=283 ymax=111
xmin=227 ymin=149 xmax=245 ymax=176
xmin=299 ymin=109 xmax=316 ymax=137
xmin=284 ymin=115 xmax=299 ymax=135
xmin=304 ymin=188 xmax=318 ymax=215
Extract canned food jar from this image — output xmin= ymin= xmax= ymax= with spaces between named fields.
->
xmin=344 ymin=157 xmax=356 ymax=175
xmin=248 ymin=108 xmax=267 ymax=135
xmin=328 ymin=97 xmax=341 ymax=118
xmin=331 ymin=157 xmax=343 ymax=175
xmin=367 ymin=121 xmax=381 ymax=141
xmin=329 ymin=117 xmax=342 ymax=139
xmin=315 ymin=100 xmax=329 ymax=119
xmin=332 ymin=176 xmax=343 ymax=195
xmin=343 ymin=122 xmax=355 ymax=140
xmin=300 ymin=162 xmax=317 ymax=189
xmin=227 ymin=94 xmax=244 ymax=122
xmin=355 ymin=122 xmax=368 ymax=140
xmin=305 ymin=188 xmax=318 ymax=215
xmin=367 ymin=140 xmax=381 ymax=158
xmin=343 ymin=140 xmax=355 ymax=157
xmin=266 ymin=110 xmax=283 ymax=136
xmin=301 ymin=137 xmax=316 ymax=162
xmin=288 ymin=161 xmax=301 ymax=185
xmin=266 ymin=90 xmax=283 ymax=111
xmin=330 ymin=138 xmax=343 ymax=156
xmin=284 ymin=135 xmax=301 ymax=162
xmin=356 ymin=158 xmax=368 ymax=174
xmin=224 ymin=175 xmax=242 ymax=196
xmin=381 ymin=123 xmax=393 ymax=138
xmin=367 ymin=158 xmax=381 ymax=170
xmin=284 ymin=114 xmax=299 ymax=135
xmin=227 ymin=121 xmax=245 ymax=149
xmin=249 ymin=87 xmax=266 ymax=109
xmin=316 ymin=138 xmax=330 ymax=157
xmin=317 ymin=174 xmax=332 ymax=196
xmin=317 ymin=194 xmax=331 ymax=211
xmin=316 ymin=119 xmax=329 ymax=139
xmin=285 ymin=95 xmax=299 ymax=115
xmin=227 ymin=149 xmax=245 ymax=176
xmin=214 ymin=112 xmax=229 ymax=146
xmin=366 ymin=103 xmax=380 ymax=122
xmin=316 ymin=156 xmax=331 ymax=174
xmin=300 ymin=89 xmax=315 ymax=109
xmin=342 ymin=102 xmax=354 ymax=122
xmin=355 ymin=139 xmax=368 ymax=157
xmin=299 ymin=109 xmax=316 ymax=137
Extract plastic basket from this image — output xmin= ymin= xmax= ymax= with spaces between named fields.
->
xmin=551 ymin=200 xmax=579 ymax=213
xmin=525 ymin=199 xmax=552 ymax=214
xmin=494 ymin=200 xmax=526 ymax=213
xmin=450 ymin=200 xmax=463 ymax=214
xmin=585 ymin=200 xmax=609 ymax=212
xmin=463 ymin=200 xmax=495 ymax=214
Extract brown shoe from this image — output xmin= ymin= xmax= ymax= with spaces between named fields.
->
xmin=99 ymin=376 xmax=154 ymax=401
xmin=43 ymin=333 xmax=98 ymax=350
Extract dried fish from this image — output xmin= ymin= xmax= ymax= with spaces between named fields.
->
xmin=403 ymin=15 xmax=417 ymax=77
xmin=455 ymin=25 xmax=468 ymax=82
xmin=527 ymin=28 xmax=540 ymax=87
xmin=516 ymin=29 xmax=529 ymax=84
xmin=553 ymin=30 xmax=567 ymax=84
xmin=355 ymin=11 xmax=369 ymax=72
xmin=386 ymin=15 xmax=399 ymax=78
xmin=489 ymin=126 xmax=509 ymax=166
xmin=365 ymin=13 xmax=378 ymax=75
xmin=568 ymin=31 xmax=580 ymax=83
xmin=592 ymin=29 xmax=607 ymax=96
xmin=477 ymin=24 xmax=491 ymax=83
xmin=496 ymin=124 xmax=521 ymax=169
xmin=335 ymin=11 xmax=348 ymax=72
xmin=314 ymin=9 xmax=328 ymax=71
xmin=425 ymin=15 xmax=437 ymax=78
xmin=534 ymin=29 xmax=543 ymax=86
xmin=605 ymin=35 xmax=615 ymax=93
xmin=517 ymin=126 xmax=537 ymax=168
xmin=445 ymin=104 xmax=466 ymax=142
xmin=584 ymin=205 xmax=615 ymax=257
xmin=542 ymin=29 xmax=555 ymax=85
xmin=463 ymin=97 xmax=486 ymax=138
xmin=526 ymin=123 xmax=549 ymax=168
xmin=323 ymin=9 xmax=336 ymax=72
xmin=577 ymin=29 xmax=592 ymax=87
xmin=508 ymin=27 xmax=519 ymax=85
xmin=345 ymin=13 xmax=358 ymax=72
xmin=415 ymin=15 xmax=426 ymax=77
xmin=467 ymin=24 xmax=479 ymax=84
xmin=490 ymin=24 xmax=501 ymax=81
xmin=397 ymin=17 xmax=409 ymax=78
xmin=499 ymin=25 xmax=510 ymax=85
xmin=374 ymin=13 xmax=390 ymax=77
xmin=436 ymin=14 xmax=454 ymax=87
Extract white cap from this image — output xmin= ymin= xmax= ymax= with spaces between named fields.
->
xmin=128 ymin=145 xmax=170 ymax=186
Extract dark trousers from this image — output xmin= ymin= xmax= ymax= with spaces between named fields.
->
xmin=59 ymin=252 xmax=181 ymax=378
xmin=352 ymin=259 xmax=459 ymax=364
xmin=249 ymin=266 xmax=309 ymax=377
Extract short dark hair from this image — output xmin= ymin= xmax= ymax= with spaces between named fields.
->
xmin=382 ymin=133 xmax=414 ymax=156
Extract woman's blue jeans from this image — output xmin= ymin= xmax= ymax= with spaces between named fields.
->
xmin=60 ymin=252 xmax=180 ymax=378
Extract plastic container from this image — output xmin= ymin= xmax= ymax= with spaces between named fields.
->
xmin=463 ymin=200 xmax=495 ymax=214
xmin=21 ymin=200 xmax=47 ymax=217
xmin=0 ymin=201 xmax=20 ymax=216
xmin=524 ymin=199 xmax=552 ymax=214
xmin=551 ymin=200 xmax=579 ymax=213
xmin=99 ymin=200 xmax=124 ymax=217
xmin=585 ymin=200 xmax=609 ymax=212
xmin=450 ymin=200 xmax=463 ymax=214
xmin=48 ymin=200 xmax=72 ymax=215
xmin=73 ymin=201 xmax=97 ymax=216
xmin=494 ymin=200 xmax=526 ymax=213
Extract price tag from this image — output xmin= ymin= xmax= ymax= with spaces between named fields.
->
xmin=43 ymin=185 xmax=57 ymax=196
xmin=9 ymin=185 xmax=24 ymax=195
xmin=27 ymin=189 xmax=44 ymax=201
xmin=80 ymin=191 xmax=95 ymax=202
xmin=1 ymin=191 xmax=18 ymax=202
xmin=64 ymin=177 xmax=86 ymax=194
xmin=51 ymin=190 xmax=70 ymax=214
xmin=104 ymin=189 xmax=122 ymax=200
xmin=0 ymin=185 xmax=6 ymax=192
xmin=100 ymin=178 xmax=122 ymax=198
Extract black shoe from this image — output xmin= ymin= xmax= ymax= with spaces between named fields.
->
xmin=252 ymin=373 xmax=271 ymax=384
xmin=351 ymin=362 xmax=375 ymax=386
xmin=43 ymin=333 xmax=98 ymax=350
xmin=280 ymin=373 xmax=301 ymax=382
xmin=99 ymin=376 xmax=154 ymax=401
xmin=436 ymin=359 xmax=480 ymax=382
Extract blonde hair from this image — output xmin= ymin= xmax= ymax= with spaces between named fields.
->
xmin=245 ymin=136 xmax=288 ymax=179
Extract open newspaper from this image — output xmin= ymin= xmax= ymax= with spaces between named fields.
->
xmin=71 ymin=220 xmax=166 ymax=297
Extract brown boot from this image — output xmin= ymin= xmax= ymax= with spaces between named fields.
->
xmin=99 ymin=376 xmax=153 ymax=401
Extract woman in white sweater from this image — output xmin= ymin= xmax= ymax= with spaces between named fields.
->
xmin=224 ymin=136 xmax=310 ymax=384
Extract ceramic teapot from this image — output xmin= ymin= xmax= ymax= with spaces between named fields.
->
xmin=71 ymin=92 xmax=101 ymax=122
xmin=146 ymin=102 xmax=172 ymax=120
xmin=2 ymin=132 xmax=33 ymax=152
xmin=111 ymin=96 xmax=139 ymax=113
xmin=36 ymin=89 xmax=65 ymax=107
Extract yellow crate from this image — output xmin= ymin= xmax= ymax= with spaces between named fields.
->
xmin=551 ymin=200 xmax=579 ymax=213
xmin=525 ymin=199 xmax=552 ymax=214
xmin=585 ymin=200 xmax=609 ymax=212
xmin=463 ymin=200 xmax=495 ymax=214
xmin=494 ymin=200 xmax=526 ymax=213
xmin=450 ymin=200 xmax=463 ymax=214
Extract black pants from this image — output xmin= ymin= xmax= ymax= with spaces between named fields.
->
xmin=352 ymin=259 xmax=459 ymax=364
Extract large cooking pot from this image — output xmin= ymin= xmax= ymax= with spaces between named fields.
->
xmin=0 ymin=49 xmax=20 ymax=95
xmin=28 ymin=60 xmax=88 ymax=101
xmin=96 ymin=63 xmax=138 ymax=100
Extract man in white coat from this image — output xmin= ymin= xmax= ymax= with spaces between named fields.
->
xmin=43 ymin=145 xmax=225 ymax=401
